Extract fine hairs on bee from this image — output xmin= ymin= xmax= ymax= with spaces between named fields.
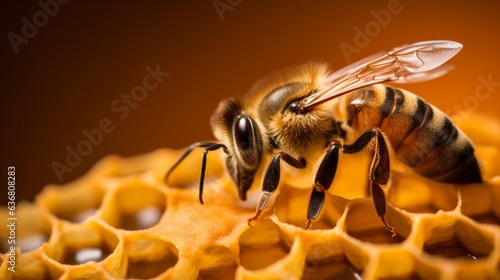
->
xmin=166 ymin=40 xmax=482 ymax=236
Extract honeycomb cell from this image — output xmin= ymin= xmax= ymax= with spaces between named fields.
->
xmin=413 ymin=213 xmax=494 ymax=261
xmin=55 ymin=232 xmax=113 ymax=264
xmin=344 ymin=199 xmax=412 ymax=244
xmin=424 ymin=221 xmax=493 ymax=260
xmin=424 ymin=239 xmax=478 ymax=259
xmin=1 ymin=203 xmax=52 ymax=254
xmin=125 ymin=234 xmax=179 ymax=279
xmin=239 ymin=221 xmax=291 ymax=270
xmin=302 ymin=258 xmax=361 ymax=280
xmin=37 ymin=181 xmax=105 ymax=223
xmin=274 ymin=185 xmax=346 ymax=230
xmin=389 ymin=176 xmax=458 ymax=214
xmin=302 ymin=248 xmax=361 ymax=280
xmin=42 ymin=220 xmax=125 ymax=278
xmin=199 ymin=246 xmax=237 ymax=279
xmin=16 ymin=235 xmax=49 ymax=255
xmin=13 ymin=253 xmax=51 ymax=280
xmin=99 ymin=178 xmax=166 ymax=230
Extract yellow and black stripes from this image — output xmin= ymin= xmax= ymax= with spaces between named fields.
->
xmin=345 ymin=85 xmax=482 ymax=184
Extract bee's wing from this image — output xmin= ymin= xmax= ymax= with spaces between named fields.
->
xmin=302 ymin=40 xmax=462 ymax=110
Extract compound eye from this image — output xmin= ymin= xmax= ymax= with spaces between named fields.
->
xmin=232 ymin=115 xmax=262 ymax=169
xmin=234 ymin=116 xmax=254 ymax=151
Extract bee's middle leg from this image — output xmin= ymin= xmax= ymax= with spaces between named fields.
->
xmin=247 ymin=152 xmax=305 ymax=226
xmin=306 ymin=142 xmax=341 ymax=229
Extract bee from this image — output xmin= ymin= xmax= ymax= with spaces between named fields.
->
xmin=166 ymin=40 xmax=482 ymax=236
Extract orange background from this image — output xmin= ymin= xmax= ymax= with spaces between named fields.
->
xmin=2 ymin=1 xmax=500 ymax=205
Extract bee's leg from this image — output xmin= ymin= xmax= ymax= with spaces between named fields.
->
xmin=247 ymin=152 xmax=306 ymax=226
xmin=371 ymin=181 xmax=395 ymax=236
xmin=343 ymin=128 xmax=396 ymax=237
xmin=165 ymin=141 xmax=223 ymax=182
xmin=199 ymin=143 xmax=229 ymax=204
xmin=164 ymin=141 xmax=228 ymax=204
xmin=306 ymin=142 xmax=341 ymax=229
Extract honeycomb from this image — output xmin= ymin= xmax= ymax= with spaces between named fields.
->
xmin=1 ymin=113 xmax=499 ymax=280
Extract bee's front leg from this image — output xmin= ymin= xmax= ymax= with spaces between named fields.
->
xmin=247 ymin=152 xmax=305 ymax=226
xmin=164 ymin=142 xmax=228 ymax=205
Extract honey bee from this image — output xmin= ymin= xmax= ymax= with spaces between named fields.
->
xmin=166 ymin=40 xmax=482 ymax=236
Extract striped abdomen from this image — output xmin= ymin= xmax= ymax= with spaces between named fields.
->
xmin=345 ymin=85 xmax=482 ymax=184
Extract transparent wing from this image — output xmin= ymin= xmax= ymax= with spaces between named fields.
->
xmin=301 ymin=40 xmax=462 ymax=110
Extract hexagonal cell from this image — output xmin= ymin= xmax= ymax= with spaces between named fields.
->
xmin=37 ymin=182 xmax=105 ymax=223
xmin=0 ymin=203 xmax=52 ymax=254
xmin=99 ymin=179 xmax=166 ymax=230
xmin=274 ymin=185 xmax=346 ymax=230
xmin=389 ymin=176 xmax=458 ymax=214
xmin=302 ymin=251 xmax=361 ymax=279
xmin=424 ymin=240 xmax=478 ymax=259
xmin=344 ymin=199 xmax=412 ymax=244
xmin=125 ymin=234 xmax=179 ymax=279
xmin=239 ymin=221 xmax=291 ymax=270
xmin=414 ymin=214 xmax=494 ymax=261
xmin=199 ymin=246 xmax=237 ymax=279
xmin=423 ymin=221 xmax=493 ymax=260
xmin=43 ymin=221 xmax=122 ymax=267
xmin=13 ymin=254 xmax=51 ymax=280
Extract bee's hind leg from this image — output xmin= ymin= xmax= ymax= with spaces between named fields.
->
xmin=371 ymin=181 xmax=396 ymax=236
xmin=306 ymin=142 xmax=341 ymax=229
xmin=247 ymin=152 xmax=305 ymax=226
xmin=343 ymin=128 xmax=396 ymax=237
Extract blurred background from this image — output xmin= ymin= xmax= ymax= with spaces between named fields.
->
xmin=2 ymin=1 xmax=499 ymax=205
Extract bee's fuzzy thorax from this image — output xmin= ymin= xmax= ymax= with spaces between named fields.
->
xmin=269 ymin=108 xmax=336 ymax=157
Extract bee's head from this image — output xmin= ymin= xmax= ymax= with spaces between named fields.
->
xmin=211 ymin=98 xmax=263 ymax=200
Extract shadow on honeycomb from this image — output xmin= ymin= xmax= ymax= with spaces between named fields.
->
xmin=1 ymin=113 xmax=499 ymax=280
